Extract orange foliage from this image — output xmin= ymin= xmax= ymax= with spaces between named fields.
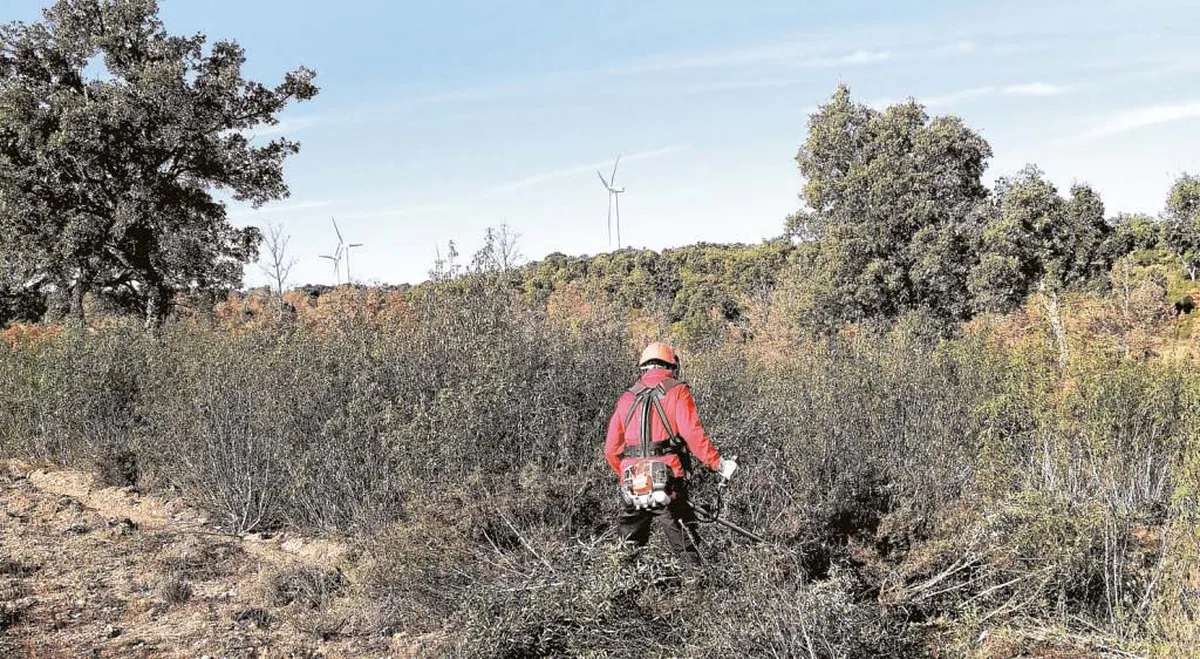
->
xmin=545 ymin=281 xmax=599 ymax=329
xmin=209 ymin=286 xmax=415 ymax=334
xmin=2 ymin=323 xmax=63 ymax=348
xmin=627 ymin=309 xmax=669 ymax=350
xmin=211 ymin=289 xmax=277 ymax=333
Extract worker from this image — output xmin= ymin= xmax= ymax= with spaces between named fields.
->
xmin=604 ymin=342 xmax=737 ymax=569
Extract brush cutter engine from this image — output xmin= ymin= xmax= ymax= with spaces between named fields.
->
xmin=620 ymin=459 xmax=673 ymax=510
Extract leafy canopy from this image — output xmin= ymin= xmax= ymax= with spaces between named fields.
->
xmin=1162 ymin=173 xmax=1200 ymax=280
xmin=787 ymin=84 xmax=992 ymax=326
xmin=0 ymin=0 xmax=317 ymax=326
xmin=968 ymin=166 xmax=1114 ymax=313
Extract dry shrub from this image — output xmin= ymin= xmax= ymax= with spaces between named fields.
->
xmin=0 ymin=601 xmax=25 ymax=633
xmin=261 ymin=565 xmax=351 ymax=640
xmin=0 ymin=323 xmax=146 ymax=476
xmin=1149 ymin=425 xmax=1200 ymax=657
xmin=359 ymin=494 xmax=498 ymax=635
xmin=2 ymin=277 xmax=1198 ymax=654
xmin=95 ymin=444 xmax=139 ymax=488
xmin=290 ymin=607 xmax=349 ymax=641
xmin=159 ymin=538 xmax=244 ymax=582
xmin=156 ymin=571 xmax=193 ymax=605
xmin=451 ymin=540 xmax=916 ymax=658
xmin=267 ymin=566 xmax=345 ymax=609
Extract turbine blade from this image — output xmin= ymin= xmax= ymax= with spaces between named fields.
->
xmin=597 ymin=170 xmax=609 ymax=188
xmin=610 ymin=154 xmax=621 ymax=185
xmin=332 ymin=217 xmax=344 ymax=243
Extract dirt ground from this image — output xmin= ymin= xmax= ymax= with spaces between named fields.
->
xmin=0 ymin=460 xmax=438 ymax=658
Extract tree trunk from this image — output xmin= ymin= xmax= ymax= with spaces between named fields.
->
xmin=1038 ymin=281 xmax=1069 ymax=369
xmin=275 ymin=276 xmax=286 ymax=316
xmin=1179 ymin=255 xmax=1197 ymax=281
xmin=143 ymin=283 xmax=170 ymax=332
xmin=68 ymin=279 xmax=87 ymax=326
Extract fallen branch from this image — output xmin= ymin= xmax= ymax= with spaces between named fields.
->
xmin=500 ymin=513 xmax=556 ymax=574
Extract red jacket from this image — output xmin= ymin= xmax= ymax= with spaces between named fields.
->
xmin=605 ymin=368 xmax=721 ymax=481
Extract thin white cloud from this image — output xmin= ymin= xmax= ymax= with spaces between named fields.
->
xmin=340 ymin=202 xmax=459 ymax=221
xmin=1002 ymin=82 xmax=1069 ymax=96
xmin=924 ymin=86 xmax=997 ymax=106
xmin=989 ymin=41 xmax=1050 ymax=56
xmin=228 ymin=199 xmax=333 ymax=218
xmin=489 ymin=146 xmax=687 ymax=193
xmin=802 ymin=49 xmax=891 ymax=68
xmin=924 ymin=82 xmax=1071 ymax=107
xmin=1073 ymin=100 xmax=1200 ymax=142
xmin=929 ymin=40 xmax=978 ymax=57
xmin=386 ymin=84 xmax=525 ymax=109
xmin=318 ymin=147 xmax=686 ymax=221
xmin=609 ymin=43 xmax=892 ymax=75
xmin=610 ymin=42 xmax=818 ymax=75
xmin=677 ymin=78 xmax=797 ymax=94
xmin=648 ymin=50 xmax=889 ymax=96
xmin=864 ymin=97 xmax=895 ymax=110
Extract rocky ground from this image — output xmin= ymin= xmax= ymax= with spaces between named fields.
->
xmin=0 ymin=460 xmax=440 ymax=658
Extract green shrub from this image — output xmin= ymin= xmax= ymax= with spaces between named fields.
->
xmin=0 ymin=323 xmax=148 ymax=478
xmin=1 ymin=278 xmax=1196 ymax=654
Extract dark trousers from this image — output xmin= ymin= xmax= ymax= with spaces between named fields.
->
xmin=617 ymin=491 xmax=702 ymax=567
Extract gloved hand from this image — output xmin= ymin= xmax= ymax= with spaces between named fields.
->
xmin=717 ymin=457 xmax=738 ymax=481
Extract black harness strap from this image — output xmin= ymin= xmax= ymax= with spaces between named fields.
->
xmin=639 ymin=388 xmax=653 ymax=465
xmin=622 ymin=382 xmax=650 ymax=429
xmin=620 ymin=378 xmax=685 ymax=461
xmin=649 ymin=393 xmax=673 ymax=438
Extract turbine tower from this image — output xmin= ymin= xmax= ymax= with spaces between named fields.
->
xmin=345 ymin=242 xmax=364 ymax=283
xmin=596 ymin=154 xmax=625 ymax=249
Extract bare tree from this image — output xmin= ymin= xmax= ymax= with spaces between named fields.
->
xmin=472 ymin=223 xmax=524 ymax=273
xmin=494 ymin=223 xmax=524 ymax=271
xmin=430 ymin=241 xmax=462 ymax=282
xmin=259 ymin=223 xmax=297 ymax=313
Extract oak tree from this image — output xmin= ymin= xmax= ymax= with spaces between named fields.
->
xmin=0 ymin=0 xmax=317 ymax=327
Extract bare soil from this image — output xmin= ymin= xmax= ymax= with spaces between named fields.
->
xmin=0 ymin=460 xmax=436 ymax=658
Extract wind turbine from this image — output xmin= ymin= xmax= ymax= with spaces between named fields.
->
xmin=319 ymin=217 xmax=346 ymax=285
xmin=597 ymin=154 xmax=625 ymax=249
xmin=328 ymin=217 xmax=366 ymax=284
xmin=345 ymin=242 xmax=364 ymax=284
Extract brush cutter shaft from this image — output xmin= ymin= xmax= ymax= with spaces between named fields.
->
xmin=712 ymin=517 xmax=765 ymax=543
xmin=689 ymin=472 xmax=764 ymax=543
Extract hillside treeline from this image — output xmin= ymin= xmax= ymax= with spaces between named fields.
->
xmin=480 ymin=86 xmax=1198 ymax=348
xmin=6 ymin=65 xmax=1200 ymax=340
xmin=23 ymin=84 xmax=1200 ymax=353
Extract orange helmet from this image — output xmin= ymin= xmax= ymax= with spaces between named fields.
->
xmin=638 ymin=342 xmax=678 ymax=369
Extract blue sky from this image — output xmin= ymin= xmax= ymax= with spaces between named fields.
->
xmin=7 ymin=0 xmax=1200 ymax=287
